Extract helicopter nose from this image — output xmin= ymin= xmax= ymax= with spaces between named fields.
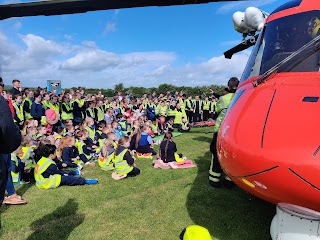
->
xmin=218 ymin=76 xmax=320 ymax=210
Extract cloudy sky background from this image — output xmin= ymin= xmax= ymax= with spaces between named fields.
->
xmin=0 ymin=0 xmax=287 ymax=88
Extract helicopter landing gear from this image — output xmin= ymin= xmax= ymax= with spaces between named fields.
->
xmin=270 ymin=203 xmax=320 ymax=240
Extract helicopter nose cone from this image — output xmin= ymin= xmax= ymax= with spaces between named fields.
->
xmin=218 ymin=75 xmax=320 ymax=211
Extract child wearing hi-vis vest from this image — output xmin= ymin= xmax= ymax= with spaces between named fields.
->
xmin=75 ymin=131 xmax=97 ymax=165
xmin=35 ymin=144 xmax=98 ymax=189
xmin=99 ymin=132 xmax=117 ymax=171
xmin=10 ymin=146 xmax=26 ymax=185
xmin=60 ymin=136 xmax=96 ymax=169
xmin=112 ymin=136 xmax=140 ymax=180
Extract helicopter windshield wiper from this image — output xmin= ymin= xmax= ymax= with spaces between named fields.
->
xmin=254 ymin=34 xmax=320 ymax=87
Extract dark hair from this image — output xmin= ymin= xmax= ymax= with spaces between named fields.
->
xmin=13 ymin=94 xmax=22 ymax=100
xmin=34 ymin=91 xmax=41 ymax=99
xmin=12 ymin=79 xmax=20 ymax=84
xmin=161 ymin=132 xmax=173 ymax=162
xmin=39 ymin=144 xmax=56 ymax=158
xmin=228 ymin=77 xmax=239 ymax=89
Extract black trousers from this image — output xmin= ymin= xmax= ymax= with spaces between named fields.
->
xmin=126 ymin=167 xmax=140 ymax=178
xmin=60 ymin=176 xmax=86 ymax=186
xmin=209 ymin=132 xmax=222 ymax=174
xmin=186 ymin=111 xmax=193 ymax=123
xmin=193 ymin=112 xmax=201 ymax=123
xmin=203 ymin=110 xmax=210 ymax=121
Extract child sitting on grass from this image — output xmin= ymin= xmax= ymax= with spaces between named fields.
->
xmin=35 ymin=144 xmax=98 ymax=189
xmin=129 ymin=125 xmax=157 ymax=156
xmin=113 ymin=136 xmax=140 ymax=179
xmin=159 ymin=132 xmax=186 ymax=163
xmin=99 ymin=132 xmax=117 ymax=171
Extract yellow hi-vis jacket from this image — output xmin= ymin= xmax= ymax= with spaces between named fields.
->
xmin=11 ymin=154 xmax=20 ymax=185
xmin=85 ymin=126 xmax=96 ymax=141
xmin=23 ymin=97 xmax=33 ymax=120
xmin=20 ymin=146 xmax=35 ymax=170
xmin=98 ymin=152 xmax=115 ymax=171
xmin=174 ymin=109 xmax=187 ymax=125
xmin=114 ymin=149 xmax=133 ymax=175
xmin=61 ymin=102 xmax=74 ymax=120
xmin=34 ymin=157 xmax=61 ymax=189
xmin=96 ymin=106 xmax=105 ymax=122
xmin=13 ymin=103 xmax=24 ymax=123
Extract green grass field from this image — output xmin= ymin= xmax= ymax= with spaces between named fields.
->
xmin=0 ymin=127 xmax=275 ymax=240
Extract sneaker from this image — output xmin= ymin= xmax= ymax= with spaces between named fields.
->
xmin=3 ymin=194 xmax=27 ymax=205
xmin=77 ymin=164 xmax=83 ymax=170
xmin=85 ymin=179 xmax=99 ymax=185
xmin=85 ymin=162 xmax=96 ymax=167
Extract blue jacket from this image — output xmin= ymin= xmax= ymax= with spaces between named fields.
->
xmin=31 ymin=101 xmax=44 ymax=119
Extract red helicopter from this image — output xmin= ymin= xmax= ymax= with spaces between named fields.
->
xmin=219 ymin=0 xmax=320 ymax=212
xmin=1 ymin=0 xmax=319 ymax=238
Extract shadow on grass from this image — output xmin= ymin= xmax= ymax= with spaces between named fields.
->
xmin=27 ymin=198 xmax=84 ymax=240
xmin=192 ymin=136 xmax=212 ymax=143
xmin=186 ymin=151 xmax=275 ymax=240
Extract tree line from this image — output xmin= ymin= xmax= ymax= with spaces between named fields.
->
xmin=66 ymin=83 xmax=227 ymax=98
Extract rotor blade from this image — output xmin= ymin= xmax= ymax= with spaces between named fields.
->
xmin=0 ymin=0 xmax=247 ymax=20
xmin=224 ymin=34 xmax=259 ymax=59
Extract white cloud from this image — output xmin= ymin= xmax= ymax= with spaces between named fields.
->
xmin=104 ymin=21 xmax=117 ymax=33
xmin=217 ymin=0 xmax=277 ymax=14
xmin=81 ymin=40 xmax=97 ymax=48
xmin=0 ymin=31 xmax=251 ymax=88
xmin=14 ymin=21 xmax=22 ymax=30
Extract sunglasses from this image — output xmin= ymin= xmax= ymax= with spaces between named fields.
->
xmin=0 ymin=83 xmax=4 ymax=87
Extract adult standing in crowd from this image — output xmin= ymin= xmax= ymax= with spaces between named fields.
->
xmin=0 ymin=78 xmax=24 ymax=205
xmin=9 ymin=79 xmax=21 ymax=96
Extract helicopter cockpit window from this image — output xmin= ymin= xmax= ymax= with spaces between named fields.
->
xmin=241 ymin=10 xmax=320 ymax=83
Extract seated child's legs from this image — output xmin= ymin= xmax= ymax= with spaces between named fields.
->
xmin=60 ymin=176 xmax=86 ymax=186
xmin=126 ymin=167 xmax=140 ymax=178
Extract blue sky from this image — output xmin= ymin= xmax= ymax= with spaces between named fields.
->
xmin=0 ymin=0 xmax=288 ymax=88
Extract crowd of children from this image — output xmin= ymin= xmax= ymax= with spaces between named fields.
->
xmin=3 ymin=86 xmax=215 ymax=204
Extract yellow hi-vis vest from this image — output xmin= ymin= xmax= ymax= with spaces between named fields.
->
xmin=202 ymin=101 xmax=211 ymax=111
xmin=75 ymin=140 xmax=91 ymax=161
xmin=98 ymin=152 xmax=115 ymax=171
xmin=178 ymin=98 xmax=186 ymax=110
xmin=86 ymin=108 xmax=95 ymax=119
xmin=42 ymin=100 xmax=51 ymax=110
xmin=158 ymin=105 xmax=167 ymax=116
xmin=50 ymin=103 xmax=60 ymax=116
xmin=174 ymin=109 xmax=187 ymax=125
xmin=85 ymin=126 xmax=96 ymax=141
xmin=114 ymin=149 xmax=133 ymax=175
xmin=151 ymin=123 xmax=158 ymax=134
xmin=214 ymin=93 xmax=235 ymax=132
xmin=168 ymin=106 xmax=177 ymax=117
xmin=96 ymin=106 xmax=105 ymax=122
xmin=13 ymin=103 xmax=24 ymax=122
xmin=185 ymin=99 xmax=194 ymax=111
xmin=11 ymin=154 xmax=20 ymax=185
xmin=61 ymin=102 xmax=74 ymax=120
xmin=210 ymin=101 xmax=217 ymax=113
xmin=20 ymin=146 xmax=35 ymax=170
xmin=34 ymin=157 xmax=61 ymax=189
xmin=104 ymin=104 xmax=110 ymax=111
xmin=23 ymin=97 xmax=33 ymax=120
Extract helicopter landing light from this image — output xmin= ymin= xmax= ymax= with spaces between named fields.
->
xmin=302 ymin=96 xmax=319 ymax=102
